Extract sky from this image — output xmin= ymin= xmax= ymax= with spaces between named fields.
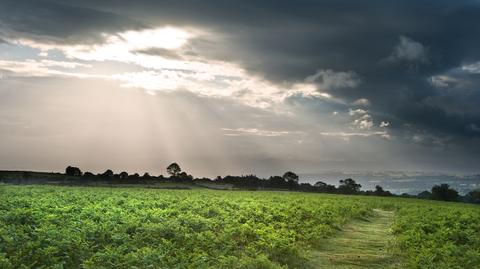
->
xmin=1 ymin=0 xmax=480 ymax=182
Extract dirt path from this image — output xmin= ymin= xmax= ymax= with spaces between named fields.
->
xmin=309 ymin=209 xmax=402 ymax=269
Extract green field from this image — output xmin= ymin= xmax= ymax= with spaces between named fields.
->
xmin=1 ymin=185 xmax=479 ymax=268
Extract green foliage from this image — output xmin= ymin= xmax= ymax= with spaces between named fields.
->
xmin=431 ymin=184 xmax=459 ymax=202
xmin=0 ymin=186 xmax=369 ymax=268
xmin=338 ymin=178 xmax=362 ymax=194
xmin=392 ymin=202 xmax=480 ymax=269
xmin=1 ymin=185 xmax=478 ymax=268
xmin=166 ymin=163 xmax=181 ymax=177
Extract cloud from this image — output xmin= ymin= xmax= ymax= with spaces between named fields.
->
xmin=133 ymin=48 xmax=183 ymax=59
xmin=468 ymin=123 xmax=480 ymax=133
xmin=221 ymin=128 xmax=294 ymax=137
xmin=2 ymin=0 xmax=480 ymax=172
xmin=0 ymin=0 xmax=146 ymax=45
xmin=348 ymin=108 xmax=368 ymax=116
xmin=111 ymin=69 xmax=336 ymax=109
xmin=348 ymin=108 xmax=383 ymax=131
xmin=429 ymin=75 xmax=460 ymax=88
xmin=305 ymin=69 xmax=361 ymax=91
xmin=319 ymin=131 xmax=390 ymax=140
xmin=10 ymin=27 xmax=199 ymax=64
xmin=352 ymin=98 xmax=370 ymax=106
xmin=461 ymin=62 xmax=480 ymax=73
xmin=2 ymin=21 xmax=348 ymax=110
xmin=387 ymin=36 xmax=429 ymax=64
xmin=0 ymin=59 xmax=94 ymax=78
xmin=351 ymin=114 xmax=374 ymax=130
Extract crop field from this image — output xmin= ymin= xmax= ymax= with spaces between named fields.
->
xmin=1 ymin=185 xmax=479 ymax=268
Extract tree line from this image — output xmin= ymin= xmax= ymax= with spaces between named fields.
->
xmin=65 ymin=163 xmax=480 ymax=204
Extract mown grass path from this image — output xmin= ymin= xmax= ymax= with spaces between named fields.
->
xmin=309 ymin=209 xmax=402 ymax=269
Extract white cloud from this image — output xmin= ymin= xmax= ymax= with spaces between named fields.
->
xmin=8 ymin=27 xmax=244 ymax=78
xmin=3 ymin=27 xmax=349 ymax=110
xmin=111 ymin=69 xmax=330 ymax=109
xmin=348 ymin=108 xmax=368 ymax=116
xmin=348 ymin=108 xmax=379 ymax=130
xmin=461 ymin=62 xmax=480 ymax=73
xmin=380 ymin=121 xmax=390 ymax=127
xmin=352 ymin=98 xmax=370 ymax=106
xmin=305 ymin=69 xmax=361 ymax=90
xmin=352 ymin=114 xmax=374 ymax=130
xmin=428 ymin=75 xmax=459 ymax=88
xmin=11 ymin=27 xmax=191 ymax=57
xmin=388 ymin=36 xmax=428 ymax=63
xmin=319 ymin=131 xmax=390 ymax=140
xmin=221 ymin=128 xmax=293 ymax=137
xmin=0 ymin=59 xmax=94 ymax=78
xmin=119 ymin=27 xmax=190 ymax=50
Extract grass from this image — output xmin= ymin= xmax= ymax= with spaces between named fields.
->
xmin=309 ymin=209 xmax=403 ymax=269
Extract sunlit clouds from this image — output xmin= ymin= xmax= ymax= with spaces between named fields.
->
xmin=2 ymin=26 xmax=338 ymax=110
xmin=0 ymin=59 xmax=94 ymax=78
xmin=222 ymin=128 xmax=294 ymax=137
xmin=120 ymin=27 xmax=190 ymax=50
xmin=0 ymin=21 xmax=396 ymax=175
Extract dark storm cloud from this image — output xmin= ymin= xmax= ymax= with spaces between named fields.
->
xmin=0 ymin=0 xmax=146 ymax=44
xmin=3 ymin=0 xmax=480 ymax=149
xmin=58 ymin=0 xmax=480 ymax=78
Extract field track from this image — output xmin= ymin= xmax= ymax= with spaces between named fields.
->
xmin=310 ymin=209 xmax=402 ymax=268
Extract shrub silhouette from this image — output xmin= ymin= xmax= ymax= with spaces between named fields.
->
xmin=338 ymin=178 xmax=361 ymax=194
xmin=167 ymin=163 xmax=181 ymax=178
xmin=65 ymin=166 xmax=82 ymax=176
xmin=431 ymin=184 xmax=459 ymax=201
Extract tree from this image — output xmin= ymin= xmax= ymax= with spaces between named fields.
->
xmin=465 ymin=190 xmax=480 ymax=204
xmin=417 ymin=190 xmax=432 ymax=199
xmin=177 ymin=172 xmax=193 ymax=181
xmin=119 ymin=171 xmax=129 ymax=179
xmin=166 ymin=163 xmax=181 ymax=178
xmin=373 ymin=185 xmax=392 ymax=196
xmin=83 ymin=172 xmax=95 ymax=178
xmin=143 ymin=172 xmax=151 ymax=179
xmin=101 ymin=169 xmax=114 ymax=179
xmin=268 ymin=176 xmax=287 ymax=188
xmin=283 ymin=171 xmax=299 ymax=189
xmin=282 ymin=171 xmax=299 ymax=183
xmin=401 ymin=193 xmax=413 ymax=198
xmin=431 ymin=184 xmax=459 ymax=202
xmin=314 ymin=181 xmax=336 ymax=193
xmin=338 ymin=178 xmax=361 ymax=194
xmin=65 ymin=166 xmax=82 ymax=176
xmin=129 ymin=173 xmax=140 ymax=180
